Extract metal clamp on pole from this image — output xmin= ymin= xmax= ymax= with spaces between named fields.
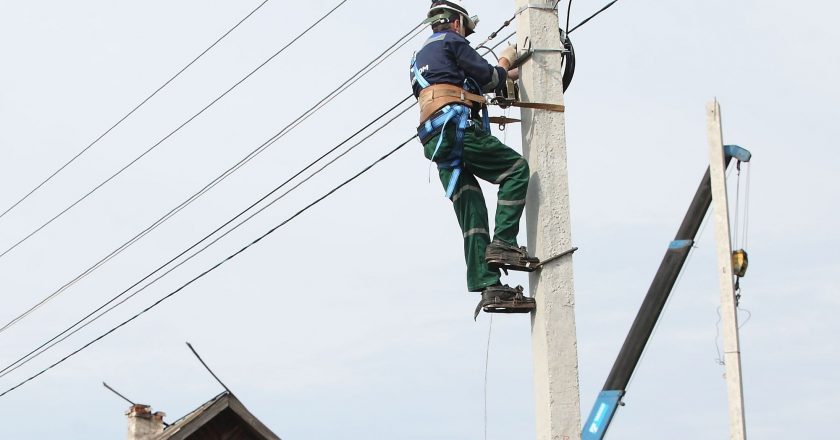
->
xmin=519 ymin=3 xmax=560 ymax=12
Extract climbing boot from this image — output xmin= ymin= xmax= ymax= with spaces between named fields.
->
xmin=473 ymin=284 xmax=536 ymax=320
xmin=485 ymin=239 xmax=540 ymax=274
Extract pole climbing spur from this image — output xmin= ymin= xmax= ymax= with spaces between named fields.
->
xmin=485 ymin=239 xmax=540 ymax=274
xmin=486 ymin=240 xmax=578 ymax=275
xmin=475 ymin=247 xmax=578 ymax=319
xmin=475 ymin=285 xmax=535 ymax=319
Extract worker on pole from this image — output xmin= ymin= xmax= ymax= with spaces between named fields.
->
xmin=410 ymin=0 xmax=539 ymax=319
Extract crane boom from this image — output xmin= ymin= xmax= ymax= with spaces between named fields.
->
xmin=582 ymin=145 xmax=752 ymax=439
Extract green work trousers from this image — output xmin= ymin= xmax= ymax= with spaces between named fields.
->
xmin=423 ymin=121 xmax=529 ymax=292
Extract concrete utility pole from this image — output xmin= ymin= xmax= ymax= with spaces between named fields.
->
xmin=706 ymin=100 xmax=748 ymax=440
xmin=515 ymin=1 xmax=582 ymax=439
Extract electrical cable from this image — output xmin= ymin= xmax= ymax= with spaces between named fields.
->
xmin=483 ymin=315 xmax=494 ymax=440
xmin=0 ymin=19 xmax=425 ymax=336
xmin=744 ymin=163 xmax=751 ymax=250
xmin=474 ymin=8 xmax=523 ymax=50
xmin=0 ymin=0 xmax=349 ymax=262
xmin=568 ymin=0 xmax=619 ymax=34
xmin=0 ymin=18 xmax=517 ymax=395
xmin=566 ymin=0 xmax=573 ymax=35
xmin=738 ymin=307 xmax=752 ymax=330
xmin=0 ymin=133 xmax=416 ymax=399
xmin=0 ymin=21 xmax=507 ymax=341
xmin=0 ymin=101 xmax=414 ymax=381
xmin=714 ymin=306 xmax=725 ymax=365
xmin=0 ymin=1 xmax=272 ymax=223
xmin=734 ymin=163 xmax=742 ymax=248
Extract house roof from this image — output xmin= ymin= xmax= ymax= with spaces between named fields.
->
xmin=156 ymin=391 xmax=281 ymax=440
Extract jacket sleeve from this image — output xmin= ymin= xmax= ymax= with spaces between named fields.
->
xmin=448 ymin=36 xmax=508 ymax=94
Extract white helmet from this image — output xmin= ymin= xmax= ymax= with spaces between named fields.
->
xmin=426 ymin=0 xmax=479 ymax=36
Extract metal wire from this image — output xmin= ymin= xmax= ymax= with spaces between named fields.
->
xmin=0 ymin=102 xmax=415 ymax=380
xmin=0 ymin=14 xmax=521 ymax=398
xmin=568 ymin=0 xmax=619 ymax=34
xmin=566 ymin=0 xmax=573 ymax=35
xmin=744 ymin=163 xmax=751 ymax=250
xmin=0 ymin=19 xmax=425 ymax=337
xmin=734 ymin=163 xmax=742 ymax=248
xmin=483 ymin=315 xmax=494 ymax=440
xmin=0 ymin=0 xmax=350 ymax=262
xmin=0 ymin=0 xmax=272 ymax=223
xmin=0 ymin=134 xmax=416 ymax=399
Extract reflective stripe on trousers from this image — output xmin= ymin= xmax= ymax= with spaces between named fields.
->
xmin=423 ymin=123 xmax=530 ymax=292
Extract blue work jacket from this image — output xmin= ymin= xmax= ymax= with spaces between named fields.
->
xmin=410 ymin=30 xmax=507 ymax=99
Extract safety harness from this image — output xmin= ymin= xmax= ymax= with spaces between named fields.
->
xmin=411 ymin=38 xmax=491 ymax=199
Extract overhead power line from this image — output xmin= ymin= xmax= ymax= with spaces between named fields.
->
xmin=0 ymin=0 xmax=271 ymax=223
xmin=0 ymin=100 xmax=414 ymax=381
xmin=0 ymin=19 xmax=425 ymax=336
xmin=569 ymin=0 xmax=619 ymax=34
xmin=566 ymin=0 xmax=574 ymax=32
xmin=0 ymin=25 xmax=512 ymax=374
xmin=0 ymin=133 xmax=416 ymax=399
xmin=0 ymin=0 xmax=349 ymax=262
xmin=0 ymin=22 xmax=517 ymax=398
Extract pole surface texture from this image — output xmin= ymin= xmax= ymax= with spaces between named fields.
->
xmin=516 ymin=1 xmax=582 ymax=438
xmin=707 ymin=100 xmax=748 ymax=440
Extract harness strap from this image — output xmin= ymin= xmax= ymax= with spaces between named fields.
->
xmin=417 ymin=105 xmax=471 ymax=199
xmin=411 ymin=47 xmax=488 ymax=199
xmin=434 ymin=106 xmax=470 ymax=199
xmin=411 ymin=61 xmax=430 ymax=89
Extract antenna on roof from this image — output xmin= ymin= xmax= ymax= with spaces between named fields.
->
xmin=186 ymin=342 xmax=232 ymax=394
xmin=104 ymin=381 xmax=171 ymax=427
xmin=103 ymin=381 xmax=135 ymax=406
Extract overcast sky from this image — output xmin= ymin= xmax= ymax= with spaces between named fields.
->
xmin=0 ymin=0 xmax=837 ymax=438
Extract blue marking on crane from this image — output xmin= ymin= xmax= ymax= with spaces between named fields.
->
xmin=669 ymin=239 xmax=693 ymax=250
xmin=582 ymin=390 xmax=624 ymax=440
xmin=724 ymin=145 xmax=752 ymax=162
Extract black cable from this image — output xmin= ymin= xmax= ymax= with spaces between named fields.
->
xmin=0 ymin=0 xmax=349 ymax=262
xmin=0 ymin=100 xmax=415 ymax=380
xmin=0 ymin=134 xmax=416 ymax=399
xmin=0 ymin=19 xmax=424 ymax=336
xmin=1 ymin=20 xmax=483 ymax=336
xmin=0 ymin=18 xmax=515 ymax=394
xmin=568 ymin=0 xmax=619 ymax=34
xmin=566 ymin=0 xmax=573 ymax=35
xmin=0 ymin=1 xmax=272 ymax=223
xmin=475 ymin=11 xmax=519 ymax=49
xmin=561 ymin=32 xmax=575 ymax=91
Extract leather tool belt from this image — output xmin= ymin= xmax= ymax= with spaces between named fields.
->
xmin=417 ymin=83 xmax=486 ymax=124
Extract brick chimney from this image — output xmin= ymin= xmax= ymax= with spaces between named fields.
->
xmin=126 ymin=404 xmax=166 ymax=440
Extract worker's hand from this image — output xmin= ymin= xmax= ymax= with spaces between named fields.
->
xmin=499 ymin=44 xmax=517 ymax=67
xmin=507 ymin=68 xmax=520 ymax=82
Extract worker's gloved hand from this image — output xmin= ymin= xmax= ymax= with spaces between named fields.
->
xmin=499 ymin=44 xmax=518 ymax=66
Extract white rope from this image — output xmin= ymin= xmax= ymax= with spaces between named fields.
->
xmin=483 ymin=315 xmax=494 ymax=440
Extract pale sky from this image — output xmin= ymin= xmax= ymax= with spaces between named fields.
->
xmin=0 ymin=0 xmax=837 ymax=438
